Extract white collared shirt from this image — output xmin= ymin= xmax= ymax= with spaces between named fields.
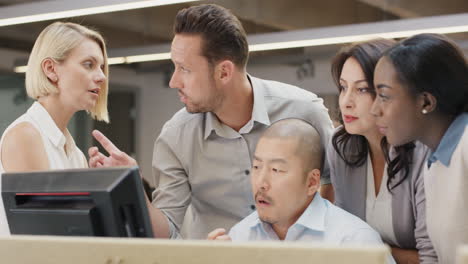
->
xmin=0 ymin=101 xmax=88 ymax=236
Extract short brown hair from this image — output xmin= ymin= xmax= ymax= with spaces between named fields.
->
xmin=174 ymin=4 xmax=249 ymax=69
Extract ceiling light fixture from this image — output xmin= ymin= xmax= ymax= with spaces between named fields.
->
xmin=13 ymin=13 xmax=468 ymax=73
xmin=0 ymin=0 xmax=199 ymax=27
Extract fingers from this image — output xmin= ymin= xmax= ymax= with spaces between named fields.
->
xmin=207 ymin=228 xmax=227 ymax=240
xmin=88 ymin=146 xmax=99 ymax=158
xmin=92 ymin=130 xmax=120 ymax=154
xmin=92 ymin=130 xmax=137 ymax=167
xmin=113 ymin=151 xmax=138 ymax=166
xmin=89 ymin=151 xmax=107 ymax=168
xmin=214 ymin=235 xmax=231 ymax=241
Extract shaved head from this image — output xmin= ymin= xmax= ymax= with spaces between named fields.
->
xmin=260 ymin=119 xmax=323 ymax=172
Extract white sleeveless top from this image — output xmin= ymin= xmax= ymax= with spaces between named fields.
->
xmin=0 ymin=102 xmax=88 ymax=236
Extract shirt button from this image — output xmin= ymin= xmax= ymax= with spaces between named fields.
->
xmin=250 ymin=205 xmax=256 ymax=210
xmin=244 ymin=170 xmax=250 ymax=175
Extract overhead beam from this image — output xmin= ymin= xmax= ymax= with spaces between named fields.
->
xmin=212 ymin=0 xmax=294 ymax=31
xmin=357 ymin=0 xmax=468 ymax=18
xmin=214 ymin=0 xmax=401 ymax=32
xmin=81 ymin=4 xmax=189 ymax=43
xmin=356 ymin=0 xmax=419 ymax=18
xmin=105 ymin=12 xmax=468 ymax=63
xmin=11 ymin=13 xmax=468 ymax=72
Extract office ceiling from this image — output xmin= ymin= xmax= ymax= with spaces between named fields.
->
xmin=0 ymin=0 xmax=467 ymax=72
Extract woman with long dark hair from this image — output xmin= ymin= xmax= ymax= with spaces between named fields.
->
xmin=325 ymin=39 xmax=436 ymax=263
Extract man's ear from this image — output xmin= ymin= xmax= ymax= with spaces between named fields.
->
xmin=41 ymin=58 xmax=59 ymax=83
xmin=306 ymin=169 xmax=321 ymax=196
xmin=215 ymin=60 xmax=235 ymax=85
xmin=418 ymin=92 xmax=437 ymax=115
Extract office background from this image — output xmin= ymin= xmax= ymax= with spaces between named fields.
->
xmin=0 ymin=0 xmax=467 ymax=185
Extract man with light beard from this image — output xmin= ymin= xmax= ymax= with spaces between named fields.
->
xmin=208 ymin=119 xmax=385 ymax=245
xmin=88 ymin=4 xmax=334 ymax=239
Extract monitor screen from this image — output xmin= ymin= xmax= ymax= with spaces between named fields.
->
xmin=1 ymin=167 xmax=153 ymax=238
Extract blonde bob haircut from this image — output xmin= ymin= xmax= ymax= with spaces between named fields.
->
xmin=26 ymin=22 xmax=109 ymax=122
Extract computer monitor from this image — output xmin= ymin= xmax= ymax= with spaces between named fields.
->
xmin=1 ymin=167 xmax=153 ymax=237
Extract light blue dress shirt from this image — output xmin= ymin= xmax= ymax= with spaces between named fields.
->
xmin=229 ymin=194 xmax=384 ymax=245
xmin=427 ymin=113 xmax=468 ymax=168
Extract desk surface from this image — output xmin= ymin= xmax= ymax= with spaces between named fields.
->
xmin=458 ymin=245 xmax=468 ymax=264
xmin=0 ymin=235 xmax=390 ymax=264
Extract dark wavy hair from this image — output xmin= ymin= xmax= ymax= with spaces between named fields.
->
xmin=384 ymin=33 xmax=468 ymax=116
xmin=331 ymin=39 xmax=415 ymax=191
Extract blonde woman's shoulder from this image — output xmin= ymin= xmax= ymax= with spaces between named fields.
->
xmin=1 ymin=122 xmax=49 ymax=172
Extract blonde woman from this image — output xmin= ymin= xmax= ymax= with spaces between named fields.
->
xmin=0 ymin=22 xmax=109 ymax=235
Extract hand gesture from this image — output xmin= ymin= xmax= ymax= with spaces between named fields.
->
xmin=88 ymin=130 xmax=137 ymax=168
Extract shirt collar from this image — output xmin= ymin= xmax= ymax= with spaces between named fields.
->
xmin=427 ymin=113 xmax=468 ymax=168
xmin=28 ymin=101 xmax=74 ymax=153
xmin=294 ymin=194 xmax=327 ymax=232
xmin=248 ymin=75 xmax=271 ymax=127
xmin=204 ymin=112 xmax=239 ymax=139
xmin=249 ymin=193 xmax=327 ymax=233
xmin=203 ymin=74 xmax=271 ymax=140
